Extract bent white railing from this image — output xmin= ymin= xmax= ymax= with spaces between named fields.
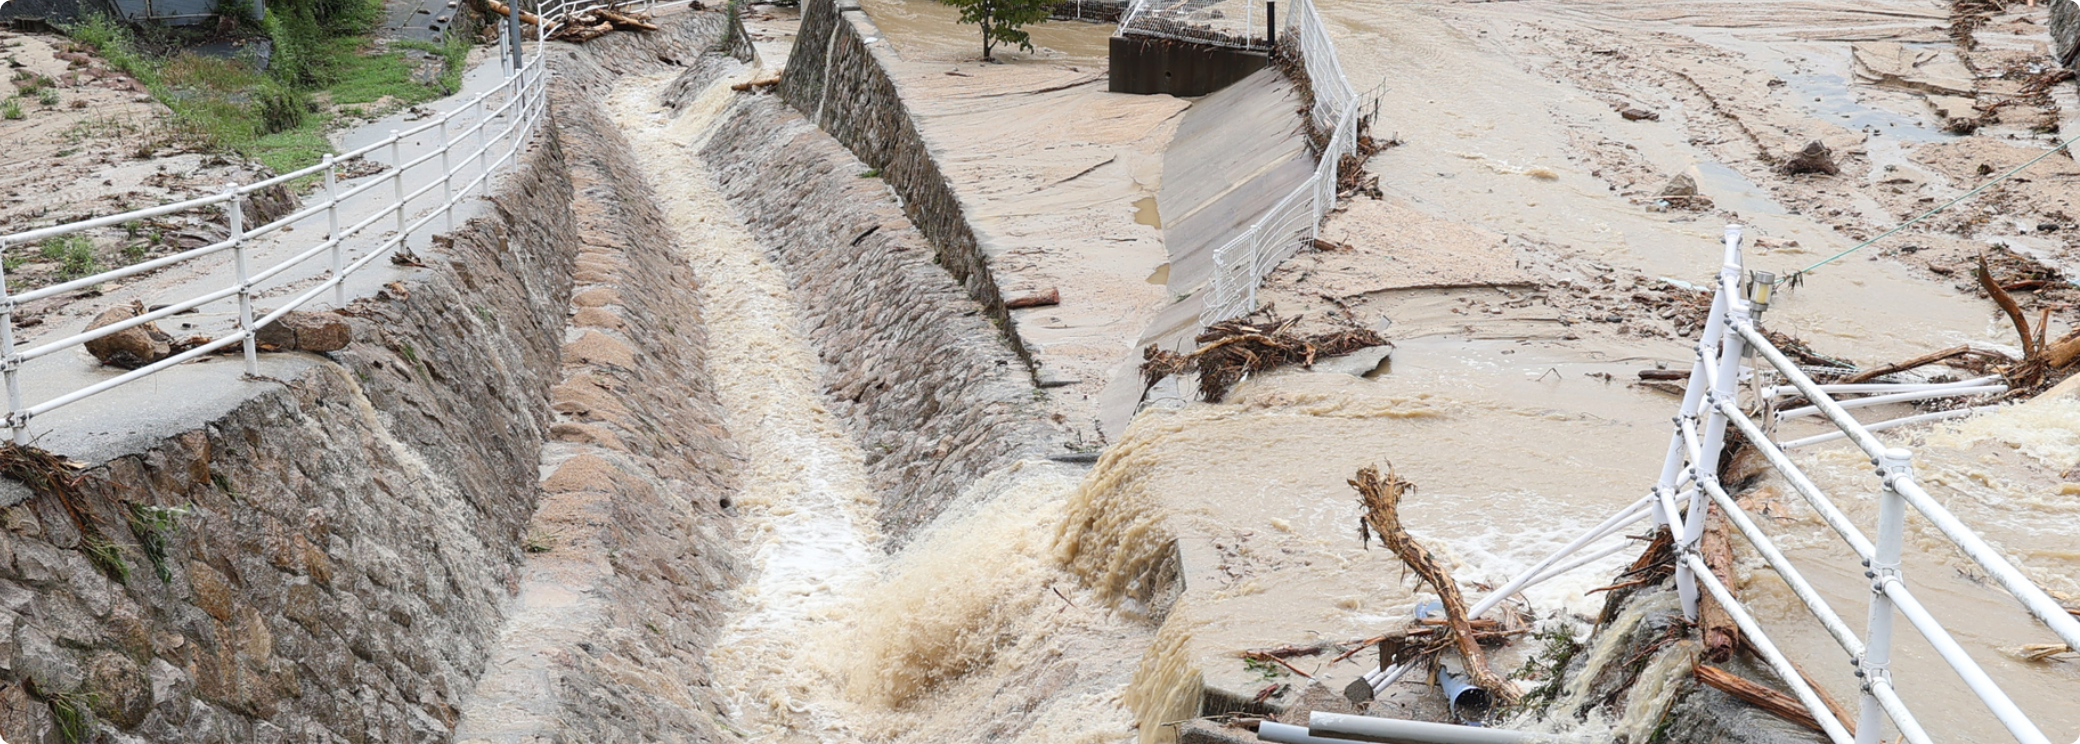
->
xmin=1646 ymin=225 xmax=2079 ymax=744
xmin=0 ymin=0 xmax=683 ymax=445
xmin=1352 ymin=226 xmax=2077 ymax=744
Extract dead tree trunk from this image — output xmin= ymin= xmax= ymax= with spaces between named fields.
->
xmin=1352 ymin=464 xmax=1521 ymax=704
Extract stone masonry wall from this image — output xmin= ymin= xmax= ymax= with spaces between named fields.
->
xmin=454 ymin=15 xmax=742 ymax=744
xmin=0 ymin=14 xmax=740 ymax=743
xmin=701 ymin=92 xmax=1056 ymax=544
xmin=778 ymin=0 xmax=1034 ymax=369
xmin=0 ymin=130 xmax=576 ymax=743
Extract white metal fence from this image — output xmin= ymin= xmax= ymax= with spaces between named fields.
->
xmin=1118 ymin=0 xmax=1273 ymax=49
xmin=0 ymin=0 xmax=680 ymax=445
xmin=1643 ymin=225 xmax=2079 ymax=744
xmin=1343 ymin=225 xmax=2079 ymax=743
xmin=1190 ymin=0 xmax=1360 ymax=324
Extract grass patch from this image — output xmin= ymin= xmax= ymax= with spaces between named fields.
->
xmin=64 ymin=2 xmax=477 ymax=174
xmin=1 ymin=98 xmax=21 ymax=120
xmin=38 ymin=235 xmax=101 ymax=281
xmin=127 ymin=503 xmax=187 ymax=583
xmin=49 ymin=689 xmax=95 ymax=744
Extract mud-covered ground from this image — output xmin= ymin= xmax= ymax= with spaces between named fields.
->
xmin=1279 ymin=0 xmax=2079 ymax=366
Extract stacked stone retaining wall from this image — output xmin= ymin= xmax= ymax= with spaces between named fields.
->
xmin=0 ymin=14 xmax=740 ymax=743
xmin=777 ymin=0 xmax=1034 ymax=369
xmin=700 ymin=92 xmax=1055 ymax=544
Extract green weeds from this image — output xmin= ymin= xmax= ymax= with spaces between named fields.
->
xmin=49 ymin=689 xmax=95 ymax=744
xmin=64 ymin=1 xmax=475 ymax=173
xmin=38 ymin=235 xmax=101 ymax=281
xmin=127 ymin=503 xmax=187 ymax=583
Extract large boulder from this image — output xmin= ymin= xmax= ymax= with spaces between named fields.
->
xmin=83 ymin=301 xmax=173 ymax=370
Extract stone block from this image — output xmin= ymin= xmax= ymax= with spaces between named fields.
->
xmin=0 ymin=679 xmax=57 ymax=744
xmin=253 ymin=311 xmax=352 ymax=353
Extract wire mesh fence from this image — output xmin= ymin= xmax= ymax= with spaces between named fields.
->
xmin=1196 ymin=0 xmax=1358 ymax=323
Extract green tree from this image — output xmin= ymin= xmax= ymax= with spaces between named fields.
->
xmin=945 ymin=0 xmax=1053 ymax=61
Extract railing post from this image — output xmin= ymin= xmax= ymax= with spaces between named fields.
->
xmin=324 ymin=154 xmax=343 ymax=308
xmin=508 ymin=0 xmax=524 ymax=73
xmin=439 ymin=117 xmax=454 ymax=231
xmin=1855 ymin=447 xmax=1912 ymax=744
xmin=390 ymin=130 xmax=406 ymax=248
xmin=228 ymin=189 xmax=256 ymax=376
xmin=1679 ymin=234 xmax=1750 ymax=621
xmin=0 ymin=239 xmax=22 ymax=445
xmin=469 ymin=95 xmax=485 ymax=198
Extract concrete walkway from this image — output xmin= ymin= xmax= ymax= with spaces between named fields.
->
xmin=5 ymin=46 xmax=542 ymax=467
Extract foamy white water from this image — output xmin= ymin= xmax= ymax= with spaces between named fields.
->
xmin=605 ymin=67 xmax=1145 ymax=744
xmin=607 ymin=69 xmax=887 ymax=739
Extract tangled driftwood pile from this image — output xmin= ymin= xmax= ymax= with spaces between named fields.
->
xmin=479 ymin=0 xmax=663 ymax=42
xmin=1140 ymin=314 xmax=1388 ymax=402
xmin=548 ymin=7 xmax=661 ymax=42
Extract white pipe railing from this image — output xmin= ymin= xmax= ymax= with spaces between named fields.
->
xmin=0 ymin=0 xmax=688 ymax=444
xmin=1644 ymin=227 xmax=2073 ymax=744
xmin=1336 ymin=228 xmax=2074 ymax=743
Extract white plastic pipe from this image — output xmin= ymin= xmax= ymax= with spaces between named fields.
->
xmin=1776 ymin=406 xmax=1994 ymax=450
xmin=1309 ymin=712 xmax=1571 ymax=744
xmin=1764 ymin=375 xmax=2002 ymax=399
xmin=1259 ymin=721 xmax=1361 ymax=744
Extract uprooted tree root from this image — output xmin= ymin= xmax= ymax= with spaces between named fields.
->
xmin=1141 ymin=313 xmax=1390 ymax=402
xmin=1351 ymin=464 xmax=1522 ymax=705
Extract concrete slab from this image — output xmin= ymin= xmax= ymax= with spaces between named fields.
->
xmin=1095 ymin=66 xmax=1314 ymax=435
xmin=1158 ymin=67 xmax=1309 ymax=284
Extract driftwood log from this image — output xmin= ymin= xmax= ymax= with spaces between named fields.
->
xmin=1697 ymin=508 xmax=1741 ymax=662
xmin=1351 ymin=464 xmax=1521 ymax=704
xmin=1694 ymin=664 xmax=1825 ymax=732
xmin=480 ymin=0 xmax=542 ymax=25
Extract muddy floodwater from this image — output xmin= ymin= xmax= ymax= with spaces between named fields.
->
xmin=719 ymin=0 xmax=2080 ymax=739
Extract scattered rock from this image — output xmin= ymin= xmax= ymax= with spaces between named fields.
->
xmin=1005 ymin=287 xmax=1061 ymax=309
xmin=1619 ymin=106 xmax=1660 ymax=121
xmin=84 ymin=650 xmax=151 ymax=727
xmin=1650 ymin=174 xmax=1713 ymax=212
xmin=253 ymin=311 xmax=352 ymax=352
xmin=1779 ymin=141 xmax=1839 ymax=176
xmin=83 ymin=301 xmax=174 ymax=370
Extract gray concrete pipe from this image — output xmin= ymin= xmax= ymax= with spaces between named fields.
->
xmin=1307 ymin=712 xmax=1571 ymax=744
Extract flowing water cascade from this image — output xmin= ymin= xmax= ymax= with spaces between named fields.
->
xmin=607 ymin=68 xmax=889 ymax=738
xmin=605 ymin=65 xmax=1152 ymax=743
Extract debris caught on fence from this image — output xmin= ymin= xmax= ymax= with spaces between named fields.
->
xmin=1141 ymin=313 xmax=1388 ymax=402
xmin=1350 ymin=464 xmax=1521 ymax=704
xmin=479 ymin=0 xmax=543 ymax=25
xmin=1694 ymin=664 xmax=1826 ymax=732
